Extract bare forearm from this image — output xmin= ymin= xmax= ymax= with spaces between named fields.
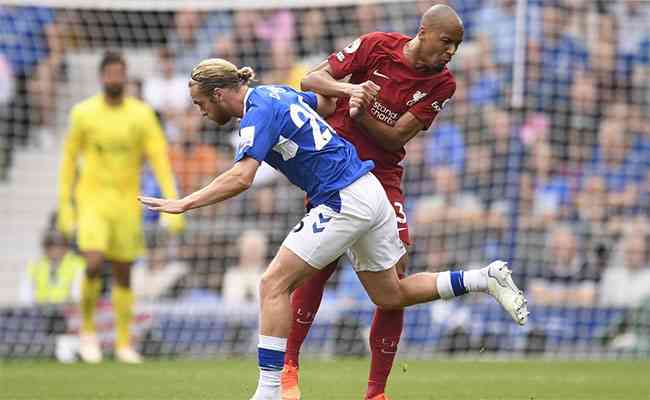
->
xmin=301 ymin=70 xmax=353 ymax=98
xmin=356 ymin=112 xmax=405 ymax=151
xmin=183 ymin=171 xmax=250 ymax=211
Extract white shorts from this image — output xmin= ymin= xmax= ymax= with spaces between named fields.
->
xmin=283 ymin=172 xmax=406 ymax=272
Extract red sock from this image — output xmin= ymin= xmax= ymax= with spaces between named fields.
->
xmin=365 ymin=281 xmax=405 ymax=399
xmin=285 ymin=262 xmax=337 ymax=367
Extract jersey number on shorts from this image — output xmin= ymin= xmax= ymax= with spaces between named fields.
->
xmin=290 ymin=97 xmax=333 ymax=151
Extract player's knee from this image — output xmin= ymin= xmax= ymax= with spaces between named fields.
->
xmin=395 ymin=253 xmax=409 ymax=277
xmin=370 ymin=293 xmax=404 ymax=310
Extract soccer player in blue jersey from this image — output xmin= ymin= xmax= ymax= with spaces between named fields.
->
xmin=139 ymin=58 xmax=528 ymax=400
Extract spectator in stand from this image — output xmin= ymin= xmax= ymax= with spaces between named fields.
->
xmin=610 ymin=0 xmax=650 ymax=76
xmin=216 ymin=10 xmax=265 ymax=75
xmin=168 ymin=9 xmax=230 ymax=76
xmin=599 ymin=229 xmax=650 ymax=308
xmin=474 ymin=0 xmax=540 ymax=79
xmin=587 ymin=117 xmax=646 ymax=217
xmin=414 ymin=165 xmax=486 ymax=265
xmin=262 ymin=43 xmax=308 ymax=89
xmin=132 ymin=231 xmax=188 ymax=301
xmin=454 ymin=41 xmax=503 ymax=107
xmin=526 ymin=0 xmax=589 ymax=130
xmin=0 ymin=53 xmax=14 ymax=107
xmin=519 ymin=140 xmax=572 ymax=231
xmin=0 ymin=53 xmax=14 ymax=179
xmin=527 ymin=224 xmax=598 ymax=307
xmin=143 ymin=48 xmax=191 ymax=142
xmin=0 ymin=5 xmax=64 ymax=147
xmin=354 ymin=2 xmax=391 ymax=35
xmin=222 ymin=230 xmax=268 ymax=305
xmin=425 ymin=121 xmax=465 ymax=174
xmin=573 ymin=175 xmax=616 ymax=254
xmin=19 ymin=230 xmax=86 ymax=305
xmin=560 ymin=72 xmax=599 ymax=165
xmin=296 ymin=9 xmax=331 ymax=65
xmin=482 ymin=106 xmax=525 ymax=214
xmin=169 ymin=111 xmax=224 ymax=197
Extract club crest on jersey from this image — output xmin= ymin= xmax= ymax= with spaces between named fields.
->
xmin=406 ymin=90 xmax=428 ymax=107
xmin=431 ymin=98 xmax=451 ymax=112
xmin=344 ymin=38 xmax=361 ymax=54
xmin=237 ymin=125 xmax=255 ymax=154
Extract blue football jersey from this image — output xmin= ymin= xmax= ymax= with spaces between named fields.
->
xmin=234 ymin=85 xmax=374 ymax=211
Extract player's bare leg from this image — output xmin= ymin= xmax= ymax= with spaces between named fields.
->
xmin=365 ymin=253 xmax=407 ymax=400
xmin=111 ymin=261 xmax=141 ymax=364
xmin=357 ymin=261 xmax=528 ymax=323
xmin=252 ymin=246 xmax=319 ymax=400
xmin=79 ymin=251 xmax=104 ymax=363
xmin=282 ymin=262 xmax=337 ymax=400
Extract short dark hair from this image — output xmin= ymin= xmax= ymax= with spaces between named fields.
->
xmin=99 ymin=50 xmax=126 ymax=72
xmin=42 ymin=229 xmax=67 ymax=248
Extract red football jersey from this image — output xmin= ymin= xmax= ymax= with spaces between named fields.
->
xmin=326 ymin=31 xmax=456 ymax=192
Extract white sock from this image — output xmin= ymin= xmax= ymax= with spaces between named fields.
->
xmin=437 ymin=268 xmax=488 ymax=300
xmin=253 ymin=335 xmax=287 ymax=400
xmin=463 ymin=268 xmax=488 ymax=292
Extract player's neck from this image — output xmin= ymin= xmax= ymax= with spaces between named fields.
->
xmin=231 ymin=86 xmax=249 ymax=118
xmin=403 ymin=39 xmax=419 ymax=69
xmin=103 ymin=94 xmax=124 ymax=107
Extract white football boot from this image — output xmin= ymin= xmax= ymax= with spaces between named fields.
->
xmin=486 ymin=260 xmax=529 ymax=325
xmin=250 ymin=383 xmax=282 ymax=400
xmin=79 ymin=332 xmax=102 ymax=363
xmin=115 ymin=346 xmax=143 ymax=364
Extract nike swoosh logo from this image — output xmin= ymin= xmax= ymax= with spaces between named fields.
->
xmin=380 ymin=349 xmax=397 ymax=354
xmin=296 ymin=319 xmax=313 ymax=325
xmin=397 ymin=227 xmax=407 ymax=232
xmin=372 ymin=70 xmax=389 ymax=79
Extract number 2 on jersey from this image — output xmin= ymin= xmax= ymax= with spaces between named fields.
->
xmin=289 ymin=97 xmax=333 ymax=151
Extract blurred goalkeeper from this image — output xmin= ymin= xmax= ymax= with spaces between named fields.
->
xmin=57 ymin=50 xmax=184 ymax=364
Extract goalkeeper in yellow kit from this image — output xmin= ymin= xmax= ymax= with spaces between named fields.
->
xmin=57 ymin=50 xmax=184 ymax=364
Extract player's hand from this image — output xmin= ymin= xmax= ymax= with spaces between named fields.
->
xmin=349 ymin=96 xmax=366 ymax=119
xmin=57 ymin=203 xmax=76 ymax=238
xmin=138 ymin=196 xmax=188 ymax=214
xmin=347 ymin=81 xmax=380 ymax=107
xmin=161 ymin=212 xmax=186 ymax=234
xmin=348 ymin=81 xmax=380 ymax=119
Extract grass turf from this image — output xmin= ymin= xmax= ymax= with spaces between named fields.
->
xmin=1 ymin=358 xmax=648 ymax=400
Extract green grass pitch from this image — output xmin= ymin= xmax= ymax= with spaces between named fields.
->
xmin=2 ymin=358 xmax=648 ymax=399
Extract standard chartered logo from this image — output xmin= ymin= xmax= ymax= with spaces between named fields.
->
xmin=369 ymin=100 xmax=399 ymax=126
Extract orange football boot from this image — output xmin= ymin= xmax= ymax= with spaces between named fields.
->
xmin=281 ymin=362 xmax=301 ymax=400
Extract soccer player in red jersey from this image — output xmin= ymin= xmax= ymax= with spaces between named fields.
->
xmin=283 ymin=5 xmax=465 ymax=400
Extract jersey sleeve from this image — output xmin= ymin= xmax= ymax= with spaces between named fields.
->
xmin=298 ymin=91 xmax=318 ymax=110
xmin=234 ymin=105 xmax=280 ymax=163
xmin=409 ymin=78 xmax=456 ymax=130
xmin=58 ymin=105 xmax=84 ymax=206
xmin=327 ymin=32 xmax=380 ymax=80
xmin=141 ymin=105 xmax=179 ymax=200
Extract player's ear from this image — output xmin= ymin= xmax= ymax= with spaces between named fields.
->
xmin=416 ymin=25 xmax=426 ymax=40
xmin=212 ymin=87 xmax=223 ymax=102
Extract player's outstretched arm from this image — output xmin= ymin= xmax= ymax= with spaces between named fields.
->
xmin=139 ymin=157 xmax=260 ymax=214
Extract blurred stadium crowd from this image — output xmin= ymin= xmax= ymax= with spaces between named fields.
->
xmin=1 ymin=0 xmax=650 ymax=357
